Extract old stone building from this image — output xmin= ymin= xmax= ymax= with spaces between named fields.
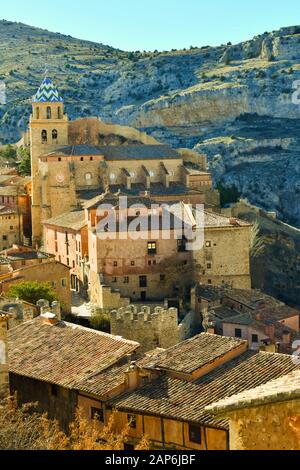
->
xmin=192 ymin=284 xmax=300 ymax=352
xmin=43 ymin=195 xmax=252 ymax=309
xmin=0 ymin=207 xmax=23 ymax=250
xmin=206 ymin=370 xmax=300 ymax=450
xmin=0 ymin=246 xmax=71 ymax=311
xmin=27 ymin=77 xmax=218 ymax=247
xmin=7 ymin=309 xmax=140 ymax=431
xmin=6 ymin=317 xmax=300 ymax=449
xmin=0 ymin=175 xmax=31 ymax=239
xmin=109 ymin=334 xmax=300 ymax=450
xmin=193 ymin=212 xmax=251 ymax=290
xmin=110 ymin=305 xmax=181 ymax=353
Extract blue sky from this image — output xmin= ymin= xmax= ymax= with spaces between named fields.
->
xmin=1 ymin=0 xmax=300 ymax=51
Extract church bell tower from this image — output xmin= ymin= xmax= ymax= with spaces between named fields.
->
xmin=30 ymin=77 xmax=69 ymax=247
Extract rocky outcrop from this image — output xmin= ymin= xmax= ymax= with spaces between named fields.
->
xmin=1 ymin=20 xmax=300 ymax=226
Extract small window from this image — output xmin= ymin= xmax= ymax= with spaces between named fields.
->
xmin=46 ymin=106 xmax=52 ymax=119
xmin=131 ymin=261 xmax=135 ymax=266
xmin=207 ymin=263 xmax=212 ymax=269
xmin=58 ymin=107 xmax=62 ymax=119
xmin=189 ymin=425 xmax=202 ymax=444
xmin=51 ymin=384 xmax=59 ymax=397
xmin=91 ymin=407 xmax=104 ymax=423
xmin=114 ymin=261 xmax=118 ymax=267
xmin=177 ymin=237 xmax=187 ymax=253
xmin=139 ymin=276 xmax=147 ymax=288
xmin=52 ymin=129 xmax=58 ymax=141
xmin=51 ymin=281 xmax=57 ymax=289
xmin=128 ymin=414 xmax=137 ymax=429
xmin=148 ymin=242 xmax=157 ymax=255
xmin=112 ymin=277 xmax=117 ymax=283
xmin=124 ymin=277 xmax=129 ymax=284
xmin=207 ymin=279 xmax=212 ymax=285
xmin=235 ymin=328 xmax=242 ymax=339
xmin=61 ymin=278 xmax=67 ymax=288
xmin=160 ymin=274 xmax=166 ymax=282
xmin=205 ymin=241 xmax=212 ymax=248
xmin=90 ymin=157 xmax=93 ymax=161
xmin=252 ymin=334 xmax=259 ymax=343
xmin=41 ymin=130 xmax=47 ymax=143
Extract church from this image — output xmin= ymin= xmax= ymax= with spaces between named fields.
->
xmin=28 ymin=77 xmax=218 ymax=247
xmin=26 ymin=77 xmax=250 ymax=308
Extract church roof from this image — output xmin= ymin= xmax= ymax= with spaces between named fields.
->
xmin=48 ymin=144 xmax=180 ymax=160
xmin=33 ymin=77 xmax=64 ymax=103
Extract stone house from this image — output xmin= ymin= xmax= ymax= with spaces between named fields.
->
xmin=206 ymin=370 xmax=300 ymax=450
xmin=193 ymin=284 xmax=300 ymax=352
xmin=43 ymin=194 xmax=252 ymax=310
xmin=43 ymin=210 xmax=89 ymax=294
xmin=108 ymin=334 xmax=300 ymax=450
xmin=193 ymin=212 xmax=252 ymax=290
xmin=0 ymin=176 xmax=31 ymax=238
xmin=0 ymin=247 xmax=71 ymax=312
xmin=0 ymin=207 xmax=23 ymax=251
xmin=6 ymin=310 xmax=140 ymax=431
xmin=4 ymin=319 xmax=300 ymax=450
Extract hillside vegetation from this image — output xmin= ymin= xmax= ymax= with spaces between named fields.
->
xmin=1 ymin=20 xmax=300 ymax=226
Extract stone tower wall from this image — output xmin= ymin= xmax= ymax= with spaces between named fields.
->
xmin=110 ymin=305 xmax=180 ymax=353
xmin=30 ymin=101 xmax=69 ymax=246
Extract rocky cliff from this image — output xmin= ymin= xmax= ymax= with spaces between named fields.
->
xmin=0 ymin=21 xmax=300 ymax=226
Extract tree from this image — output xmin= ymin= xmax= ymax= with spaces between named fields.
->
xmin=217 ymin=182 xmax=241 ymax=207
xmin=18 ymin=146 xmax=31 ymax=176
xmin=0 ymin=398 xmax=149 ymax=450
xmin=8 ymin=281 xmax=57 ymax=305
xmin=0 ymin=144 xmax=17 ymax=162
xmin=250 ymin=221 xmax=266 ymax=259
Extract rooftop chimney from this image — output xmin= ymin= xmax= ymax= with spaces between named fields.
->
xmin=125 ymin=359 xmax=139 ymax=392
xmin=51 ymin=301 xmax=61 ymax=321
xmin=40 ymin=312 xmax=59 ymax=326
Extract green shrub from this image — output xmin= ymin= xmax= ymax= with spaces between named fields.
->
xmin=90 ymin=312 xmax=111 ymax=333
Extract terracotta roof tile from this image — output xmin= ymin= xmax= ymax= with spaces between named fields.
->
xmin=43 ymin=210 xmax=86 ymax=231
xmin=138 ymin=333 xmax=247 ymax=375
xmin=8 ymin=318 xmax=139 ymax=389
xmin=206 ymin=369 xmax=300 ymax=414
xmin=111 ymin=351 xmax=300 ymax=429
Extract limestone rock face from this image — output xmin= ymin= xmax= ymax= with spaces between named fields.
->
xmin=1 ymin=21 xmax=300 ymax=226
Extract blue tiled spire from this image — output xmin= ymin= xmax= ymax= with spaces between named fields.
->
xmin=33 ymin=77 xmax=64 ymax=103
